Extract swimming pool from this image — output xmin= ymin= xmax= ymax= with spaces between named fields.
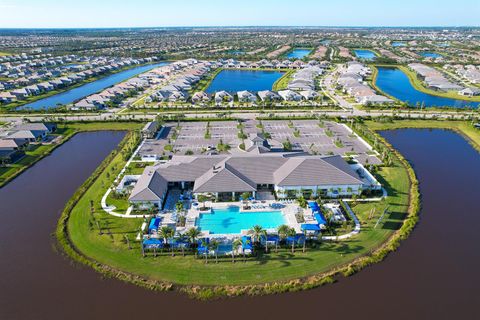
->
xmin=196 ymin=206 xmax=286 ymax=234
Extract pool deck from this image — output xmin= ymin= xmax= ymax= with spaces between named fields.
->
xmin=185 ymin=200 xmax=302 ymax=239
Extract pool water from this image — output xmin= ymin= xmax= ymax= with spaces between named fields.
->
xmin=196 ymin=206 xmax=286 ymax=234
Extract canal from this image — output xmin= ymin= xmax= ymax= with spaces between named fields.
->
xmin=375 ymin=67 xmax=480 ymax=108
xmin=20 ymin=62 xmax=167 ymax=110
xmin=0 ymin=129 xmax=479 ymax=319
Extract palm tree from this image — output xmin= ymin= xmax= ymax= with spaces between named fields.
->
xmin=210 ymin=239 xmax=219 ymax=263
xmin=287 ymin=227 xmax=297 ymax=254
xmin=232 ymin=238 xmax=243 ymax=263
xmin=185 ymin=228 xmax=202 ymax=257
xmin=197 ymin=194 xmax=209 ymax=210
xmin=302 ymin=230 xmax=307 ymax=253
xmin=241 ymin=192 xmax=251 ymax=205
xmin=248 ymin=225 xmax=264 ymax=246
xmin=158 ymin=226 xmax=174 ymax=256
xmin=175 ymin=201 xmax=184 ymax=213
xmin=177 ymin=234 xmax=187 ymax=256
xmin=277 ymin=224 xmax=290 ymax=243
xmin=263 ymin=229 xmax=269 ymax=253
xmin=200 ymin=238 xmax=209 ymax=264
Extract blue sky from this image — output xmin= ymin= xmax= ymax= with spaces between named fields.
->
xmin=0 ymin=0 xmax=478 ymax=28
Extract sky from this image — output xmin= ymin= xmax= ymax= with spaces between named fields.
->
xmin=0 ymin=0 xmax=478 ymax=28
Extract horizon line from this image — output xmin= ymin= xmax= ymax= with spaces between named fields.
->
xmin=0 ymin=25 xmax=479 ymax=30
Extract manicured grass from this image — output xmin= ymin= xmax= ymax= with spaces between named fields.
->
xmin=272 ymin=70 xmax=295 ymax=91
xmin=66 ymin=130 xmax=411 ymax=286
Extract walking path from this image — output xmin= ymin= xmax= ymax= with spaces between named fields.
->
xmin=322 ymin=201 xmax=361 ymax=241
xmin=101 ymin=137 xmax=154 ymax=219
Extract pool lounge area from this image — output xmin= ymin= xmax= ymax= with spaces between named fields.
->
xmin=195 ymin=205 xmax=286 ymax=235
xmin=184 ymin=201 xmax=303 ymax=238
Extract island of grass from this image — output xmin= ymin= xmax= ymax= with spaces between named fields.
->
xmin=56 ymin=118 xmax=424 ymax=299
xmin=371 ymin=65 xmax=480 ymax=103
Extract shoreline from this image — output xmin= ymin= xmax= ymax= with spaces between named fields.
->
xmin=56 ymin=119 xmax=423 ymax=300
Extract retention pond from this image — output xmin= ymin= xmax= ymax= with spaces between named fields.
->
xmin=0 ymin=129 xmax=478 ymax=319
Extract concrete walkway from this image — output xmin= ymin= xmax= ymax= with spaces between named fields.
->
xmin=322 ymin=201 xmax=361 ymax=241
xmin=101 ymin=136 xmax=154 ymax=219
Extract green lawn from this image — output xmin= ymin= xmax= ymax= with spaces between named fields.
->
xmin=272 ymin=70 xmax=295 ymax=91
xmin=66 ymin=126 xmax=411 ymax=287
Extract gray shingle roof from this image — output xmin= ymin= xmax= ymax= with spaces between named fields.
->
xmin=193 ymin=161 xmax=256 ymax=193
xmin=129 ymin=167 xmax=168 ymax=202
xmin=131 ymin=154 xmax=364 ymax=200
xmin=273 ymin=156 xmax=363 ymax=187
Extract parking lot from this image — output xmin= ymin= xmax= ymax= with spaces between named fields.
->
xmin=138 ymin=119 xmax=381 ymax=164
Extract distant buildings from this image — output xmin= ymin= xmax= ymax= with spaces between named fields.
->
xmin=408 ymin=63 xmax=463 ymax=92
xmin=0 ymin=122 xmax=56 ymax=163
xmin=337 ymin=62 xmax=393 ymax=105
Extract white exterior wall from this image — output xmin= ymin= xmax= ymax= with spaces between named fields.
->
xmin=274 ymin=184 xmax=362 ymax=198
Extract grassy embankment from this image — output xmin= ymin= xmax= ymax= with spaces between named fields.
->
xmin=61 ymin=120 xmax=417 ymax=299
xmin=366 ymin=119 xmax=480 ymax=152
xmin=272 ymin=70 xmax=295 ymax=91
xmin=372 ymin=65 xmax=480 ymax=103
xmin=0 ymin=122 xmax=142 ymax=188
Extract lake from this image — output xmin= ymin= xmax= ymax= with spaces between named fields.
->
xmin=391 ymin=42 xmax=406 ymax=47
xmin=375 ymin=67 xmax=479 ymax=108
xmin=286 ymin=48 xmax=312 ymax=59
xmin=0 ymin=128 xmax=479 ymax=319
xmin=205 ymin=69 xmax=285 ymax=93
xmin=20 ymin=62 xmax=167 ymax=110
xmin=354 ymin=49 xmax=377 ymax=60
xmin=420 ymin=52 xmax=442 ymax=58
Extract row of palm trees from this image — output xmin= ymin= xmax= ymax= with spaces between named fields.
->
xmin=144 ymin=223 xmax=310 ymax=262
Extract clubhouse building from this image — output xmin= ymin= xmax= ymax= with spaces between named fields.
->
xmin=129 ymin=146 xmax=380 ymax=208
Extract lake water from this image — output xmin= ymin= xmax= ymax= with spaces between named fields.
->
xmin=354 ymin=49 xmax=376 ymax=60
xmin=391 ymin=42 xmax=406 ymax=47
xmin=1 ymin=128 xmax=479 ymax=319
xmin=420 ymin=52 xmax=442 ymax=58
xmin=205 ymin=69 xmax=284 ymax=93
xmin=286 ymin=48 xmax=312 ymax=59
xmin=375 ymin=67 xmax=479 ymax=108
xmin=20 ymin=62 xmax=167 ymax=110
xmin=228 ymin=50 xmax=244 ymax=55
